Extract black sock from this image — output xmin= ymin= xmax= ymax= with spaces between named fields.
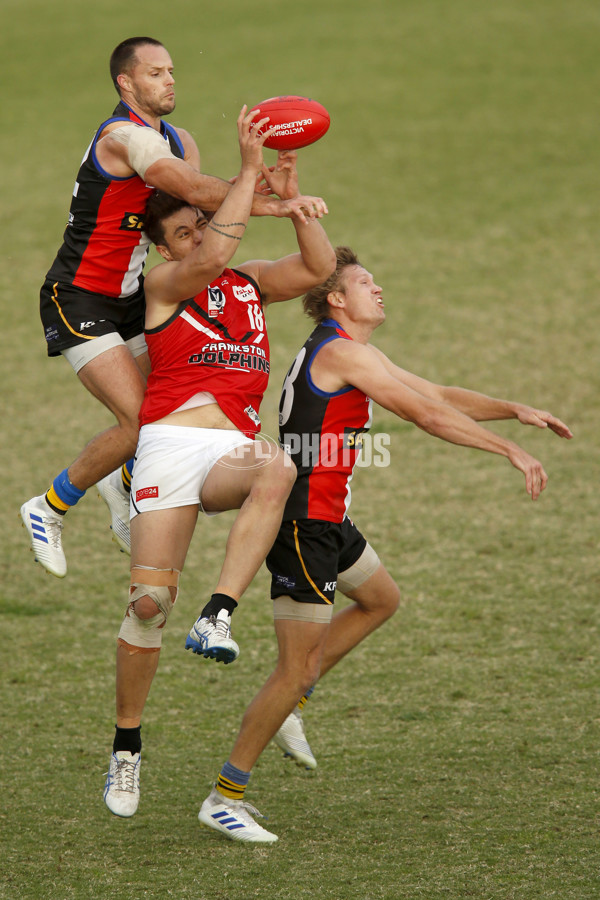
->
xmin=200 ymin=592 xmax=238 ymax=618
xmin=113 ymin=724 xmax=142 ymax=755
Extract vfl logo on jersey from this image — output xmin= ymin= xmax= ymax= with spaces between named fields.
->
xmin=119 ymin=213 xmax=145 ymax=231
xmin=233 ymin=284 xmax=258 ymax=303
xmin=208 ymin=286 xmax=226 ymax=318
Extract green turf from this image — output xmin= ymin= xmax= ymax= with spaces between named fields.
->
xmin=1 ymin=1 xmax=598 ymax=898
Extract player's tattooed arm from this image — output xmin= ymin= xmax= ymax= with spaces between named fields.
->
xmin=208 ymin=220 xmax=247 ymax=240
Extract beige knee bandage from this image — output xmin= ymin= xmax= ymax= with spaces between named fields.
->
xmin=273 ymin=595 xmax=333 ymax=624
xmin=118 ymin=566 xmax=180 ymax=653
xmin=337 ymin=543 xmax=380 ymax=594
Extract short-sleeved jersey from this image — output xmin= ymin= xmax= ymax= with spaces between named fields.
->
xmin=46 ymin=101 xmax=185 ymax=298
xmin=140 ymin=268 xmax=270 ymax=438
xmin=279 ymin=318 xmax=373 ymax=523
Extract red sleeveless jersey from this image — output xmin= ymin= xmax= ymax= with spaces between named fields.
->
xmin=278 ymin=319 xmax=373 ymax=522
xmin=140 ymin=269 xmax=270 ymax=437
xmin=46 ymin=101 xmax=185 ymax=298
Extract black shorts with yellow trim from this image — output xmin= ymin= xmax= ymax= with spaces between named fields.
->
xmin=266 ymin=517 xmax=367 ymax=605
xmin=40 ymin=278 xmax=145 ymax=357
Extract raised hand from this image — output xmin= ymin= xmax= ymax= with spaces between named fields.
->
xmin=277 ymin=194 xmax=329 ymax=225
xmin=515 ymin=405 xmax=573 ymax=439
xmin=236 ymin=105 xmax=277 ymax=175
xmin=506 ymin=445 xmax=549 ymax=500
xmin=261 ymin=150 xmax=300 ymax=200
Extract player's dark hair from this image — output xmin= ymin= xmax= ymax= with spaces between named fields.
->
xmin=144 ymin=190 xmax=209 ymax=248
xmin=143 ymin=190 xmax=195 ymax=245
xmin=302 ymin=246 xmax=362 ymax=323
xmin=110 ymin=37 xmax=165 ymax=94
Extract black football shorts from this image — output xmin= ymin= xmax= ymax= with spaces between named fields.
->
xmin=40 ymin=278 xmax=145 ymax=357
xmin=267 ymin=517 xmax=367 ymax=605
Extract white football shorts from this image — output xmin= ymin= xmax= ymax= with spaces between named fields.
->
xmin=131 ymin=424 xmax=254 ymax=519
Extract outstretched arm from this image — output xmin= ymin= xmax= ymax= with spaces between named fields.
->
xmin=369 ymin=345 xmax=573 ymax=439
xmin=236 ymin=150 xmax=336 ymax=304
xmin=144 ymin=107 xmax=277 ymax=315
xmin=314 ymin=340 xmax=562 ymax=500
xmin=98 ymin=121 xmax=326 ymax=221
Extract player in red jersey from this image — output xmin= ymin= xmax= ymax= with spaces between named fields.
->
xmin=21 ymin=36 xmax=321 ymax=578
xmin=102 ymin=107 xmax=335 ymax=823
xmin=196 ymin=245 xmax=573 ymax=844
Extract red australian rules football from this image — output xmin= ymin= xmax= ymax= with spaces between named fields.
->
xmin=248 ymin=96 xmax=330 ymax=150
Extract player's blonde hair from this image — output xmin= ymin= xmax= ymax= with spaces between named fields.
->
xmin=302 ymin=246 xmax=362 ymax=323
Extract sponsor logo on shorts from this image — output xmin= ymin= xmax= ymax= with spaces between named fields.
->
xmin=323 ymin=581 xmax=337 ymax=592
xmin=136 ymin=486 xmax=159 ymax=502
xmin=45 ymin=325 xmax=60 ymax=342
xmin=275 ymin=574 xmax=296 ymax=589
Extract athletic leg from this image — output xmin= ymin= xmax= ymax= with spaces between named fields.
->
xmin=115 ymin=505 xmax=198 ymax=728
xmin=273 ymin=557 xmax=400 ymax=767
xmin=200 ymin=440 xmax=296 ymax=600
xmin=228 ymin=617 xmax=328 ymax=772
xmin=105 ymin=505 xmax=197 ymax=819
xmin=21 ymin=346 xmax=148 ymax=576
xmin=186 ymin=441 xmax=296 ymax=662
xmin=69 ymin=346 xmax=149 ymax=490
xmin=318 ymin=562 xmax=401 ymax=678
xmin=95 ymin=345 xmax=149 ymax=554
xmin=198 ymin=615 xmax=329 ymax=843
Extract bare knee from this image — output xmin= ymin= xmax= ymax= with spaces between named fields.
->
xmin=276 ymin=648 xmax=322 ymax=699
xmin=381 ymin=583 xmax=401 ymax=620
xmin=132 ymin=594 xmax=160 ymax=620
xmin=132 ymin=585 xmax=177 ymax=620
xmin=301 ymin=659 xmax=321 ymax=695
xmin=253 ymin=448 xmax=296 ymax=504
xmin=116 ymin=418 xmax=140 ymax=457
xmin=351 ymin=579 xmax=401 ymax=624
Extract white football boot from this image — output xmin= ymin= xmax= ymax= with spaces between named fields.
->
xmin=274 ymin=708 xmax=317 ymax=770
xmin=198 ymin=788 xmax=278 ymax=843
xmin=97 ymin=469 xmax=131 ymax=555
xmin=104 ymin=751 xmax=141 ymax=818
xmin=185 ymin=609 xmax=239 ymax=664
xmin=20 ymin=495 xmax=67 ymax=578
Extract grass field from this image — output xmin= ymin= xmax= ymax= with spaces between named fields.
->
xmin=1 ymin=1 xmax=599 ymax=898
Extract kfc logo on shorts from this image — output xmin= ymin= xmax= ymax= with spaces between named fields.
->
xmin=233 ymin=284 xmax=258 ymax=303
xmin=136 ymin=486 xmax=159 ymax=502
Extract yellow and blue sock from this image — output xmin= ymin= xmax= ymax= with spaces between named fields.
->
xmin=121 ymin=458 xmax=134 ymax=494
xmin=297 ymin=685 xmax=315 ymax=712
xmin=216 ymin=761 xmax=250 ymax=801
xmin=45 ymin=468 xmax=86 ymax=515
